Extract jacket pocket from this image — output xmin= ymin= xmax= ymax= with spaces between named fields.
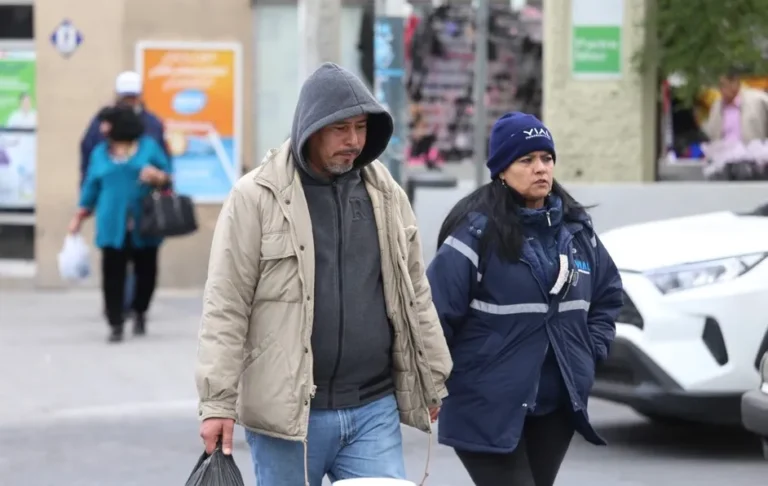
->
xmin=240 ymin=339 xmax=302 ymax=437
xmin=261 ymin=231 xmax=295 ymax=260
xmin=255 ymin=232 xmax=301 ymax=303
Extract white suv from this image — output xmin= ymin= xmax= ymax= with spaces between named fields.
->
xmin=593 ymin=207 xmax=768 ymax=426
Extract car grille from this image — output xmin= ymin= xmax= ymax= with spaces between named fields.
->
xmin=702 ymin=318 xmax=729 ymax=366
xmin=617 ymin=290 xmax=644 ymax=330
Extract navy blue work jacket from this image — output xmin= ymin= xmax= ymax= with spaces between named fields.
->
xmin=427 ymin=211 xmax=623 ymax=453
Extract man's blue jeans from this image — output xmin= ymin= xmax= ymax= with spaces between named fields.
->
xmin=245 ymin=394 xmax=406 ymax=486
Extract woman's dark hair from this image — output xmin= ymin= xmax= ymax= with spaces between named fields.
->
xmin=103 ymin=105 xmax=144 ymax=142
xmin=96 ymin=106 xmax=116 ymax=122
xmin=436 ymin=179 xmax=587 ymax=264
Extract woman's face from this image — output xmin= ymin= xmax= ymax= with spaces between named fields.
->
xmin=499 ymin=150 xmax=554 ymax=207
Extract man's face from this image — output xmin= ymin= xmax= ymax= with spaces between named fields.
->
xmin=116 ymin=95 xmax=141 ymax=109
xmin=306 ymin=114 xmax=368 ymax=177
xmin=719 ymin=76 xmax=740 ymax=104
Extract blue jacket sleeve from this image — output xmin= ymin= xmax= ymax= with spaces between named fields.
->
xmin=143 ymin=112 xmax=171 ymax=166
xmin=588 ymin=235 xmax=623 ymax=361
xmin=426 ymin=225 xmax=481 ymax=347
xmin=79 ymin=152 xmax=101 ymax=210
xmin=79 ymin=116 xmax=103 ymax=187
xmin=146 ymin=137 xmax=172 ymax=174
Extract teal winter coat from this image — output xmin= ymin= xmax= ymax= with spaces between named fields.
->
xmin=79 ymin=136 xmax=172 ymax=249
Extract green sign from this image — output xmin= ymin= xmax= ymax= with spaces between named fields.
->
xmin=572 ymin=26 xmax=621 ymax=77
xmin=0 ymin=50 xmax=36 ymax=210
xmin=0 ymin=51 xmax=36 ymax=129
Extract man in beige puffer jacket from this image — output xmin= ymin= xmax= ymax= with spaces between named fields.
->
xmin=195 ymin=62 xmax=452 ymax=486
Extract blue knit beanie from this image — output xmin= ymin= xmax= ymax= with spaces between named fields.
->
xmin=486 ymin=112 xmax=556 ymax=179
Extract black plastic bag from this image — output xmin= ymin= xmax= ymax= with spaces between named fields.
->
xmin=185 ymin=447 xmax=245 ymax=486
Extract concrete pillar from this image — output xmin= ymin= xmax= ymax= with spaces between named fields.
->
xmin=35 ymin=0 xmax=127 ymax=288
xmin=542 ymin=0 xmax=657 ymax=182
xmin=298 ymin=0 xmax=342 ymax=83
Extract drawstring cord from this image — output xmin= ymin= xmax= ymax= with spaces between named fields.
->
xmin=419 ymin=427 xmax=433 ymax=486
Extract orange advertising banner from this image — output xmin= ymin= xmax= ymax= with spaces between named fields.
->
xmin=135 ymin=41 xmax=242 ymax=202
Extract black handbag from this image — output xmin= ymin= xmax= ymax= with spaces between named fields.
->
xmin=140 ymin=190 xmax=198 ymax=238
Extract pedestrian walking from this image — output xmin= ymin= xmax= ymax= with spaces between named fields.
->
xmin=79 ymin=71 xmax=171 ymax=316
xmin=196 ymin=62 xmax=452 ymax=486
xmin=427 ymin=112 xmax=623 ymax=486
xmin=68 ymin=106 xmax=172 ymax=342
xmin=80 ymin=71 xmax=170 ymax=183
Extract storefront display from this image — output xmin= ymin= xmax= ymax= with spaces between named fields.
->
xmin=405 ymin=4 xmax=542 ymax=165
xmin=660 ymin=74 xmax=768 ymax=181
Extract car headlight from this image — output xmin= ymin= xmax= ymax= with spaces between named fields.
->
xmin=644 ymin=253 xmax=767 ymax=294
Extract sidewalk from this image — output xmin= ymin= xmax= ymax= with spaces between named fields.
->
xmin=0 ymin=289 xmax=204 ymax=425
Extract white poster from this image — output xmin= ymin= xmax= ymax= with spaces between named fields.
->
xmin=0 ymin=130 xmax=35 ymax=209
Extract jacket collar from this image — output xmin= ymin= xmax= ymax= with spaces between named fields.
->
xmin=254 ymin=139 xmax=396 ymax=197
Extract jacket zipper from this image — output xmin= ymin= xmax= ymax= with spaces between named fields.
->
xmin=518 ymin=257 xmax=549 ymax=412
xmin=546 ymin=210 xmax=551 ymax=226
xmin=327 ymin=181 xmax=345 ymax=409
xmin=520 ymin=227 xmax=573 ymax=411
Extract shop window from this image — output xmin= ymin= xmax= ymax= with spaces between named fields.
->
xmin=0 ymin=223 xmax=33 ymax=260
xmin=0 ymin=5 xmax=33 ymax=40
xmin=658 ymin=74 xmax=768 ymax=181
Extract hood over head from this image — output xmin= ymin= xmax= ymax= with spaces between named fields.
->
xmin=290 ymin=62 xmax=394 ymax=178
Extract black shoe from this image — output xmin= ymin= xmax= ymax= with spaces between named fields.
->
xmin=108 ymin=327 xmax=124 ymax=343
xmin=133 ymin=313 xmax=146 ymax=336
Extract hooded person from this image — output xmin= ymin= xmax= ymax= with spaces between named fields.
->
xmin=195 ymin=62 xmax=452 ymax=486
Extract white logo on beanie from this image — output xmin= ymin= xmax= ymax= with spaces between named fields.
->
xmin=522 ymin=127 xmax=551 ymax=140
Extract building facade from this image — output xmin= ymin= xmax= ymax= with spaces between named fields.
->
xmin=542 ymin=0 xmax=656 ymax=182
xmin=0 ymin=0 xmax=371 ymax=289
xmin=0 ymin=0 xmax=657 ymax=289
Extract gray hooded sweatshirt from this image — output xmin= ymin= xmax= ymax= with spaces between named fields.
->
xmin=290 ymin=63 xmax=395 ymax=410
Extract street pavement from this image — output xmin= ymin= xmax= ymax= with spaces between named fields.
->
xmin=1 ymin=290 xmax=765 ymax=486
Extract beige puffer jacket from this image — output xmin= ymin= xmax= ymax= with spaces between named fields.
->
xmin=195 ymin=140 xmax=453 ymax=442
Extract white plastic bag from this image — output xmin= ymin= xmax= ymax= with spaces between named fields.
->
xmin=57 ymin=234 xmax=91 ymax=281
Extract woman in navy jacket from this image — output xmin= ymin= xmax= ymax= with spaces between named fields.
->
xmin=427 ymin=112 xmax=623 ymax=486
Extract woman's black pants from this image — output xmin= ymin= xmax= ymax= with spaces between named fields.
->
xmin=455 ymin=409 xmax=575 ymax=486
xmin=101 ymin=243 xmax=158 ymax=329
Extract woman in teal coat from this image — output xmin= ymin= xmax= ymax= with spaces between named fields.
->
xmin=68 ymin=106 xmax=172 ymax=342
